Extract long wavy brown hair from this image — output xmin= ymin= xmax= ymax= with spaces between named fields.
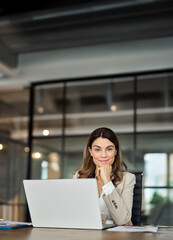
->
xmin=76 ymin=127 xmax=127 ymax=186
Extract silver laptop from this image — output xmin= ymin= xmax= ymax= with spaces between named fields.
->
xmin=23 ymin=178 xmax=115 ymax=230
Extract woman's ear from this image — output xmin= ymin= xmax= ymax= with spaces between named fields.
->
xmin=88 ymin=147 xmax=92 ymax=156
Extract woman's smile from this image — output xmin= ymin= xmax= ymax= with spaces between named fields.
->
xmin=99 ymin=159 xmax=109 ymax=163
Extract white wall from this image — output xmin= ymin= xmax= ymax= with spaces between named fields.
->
xmin=0 ymin=36 xmax=173 ymax=87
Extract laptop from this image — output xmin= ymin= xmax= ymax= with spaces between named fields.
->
xmin=23 ymin=178 xmax=115 ymax=230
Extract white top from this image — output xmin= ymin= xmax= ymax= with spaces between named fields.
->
xmin=100 ymin=181 xmax=115 ymax=223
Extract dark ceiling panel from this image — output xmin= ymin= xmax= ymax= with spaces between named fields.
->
xmin=0 ymin=0 xmax=173 ymax=56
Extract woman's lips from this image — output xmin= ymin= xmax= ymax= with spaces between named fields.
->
xmin=99 ymin=160 xmax=109 ymax=163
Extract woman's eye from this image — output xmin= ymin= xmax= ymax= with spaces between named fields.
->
xmin=107 ymin=148 xmax=113 ymax=151
xmin=95 ymin=149 xmax=100 ymax=152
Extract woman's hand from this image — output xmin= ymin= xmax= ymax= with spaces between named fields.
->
xmin=96 ymin=165 xmax=112 ymax=185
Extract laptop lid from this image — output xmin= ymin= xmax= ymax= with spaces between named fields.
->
xmin=23 ymin=179 xmax=105 ymax=229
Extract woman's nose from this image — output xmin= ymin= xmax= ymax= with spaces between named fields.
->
xmin=101 ymin=150 xmax=107 ymax=157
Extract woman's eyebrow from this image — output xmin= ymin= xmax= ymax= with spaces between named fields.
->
xmin=93 ymin=145 xmax=115 ymax=148
xmin=93 ymin=145 xmax=101 ymax=148
xmin=106 ymin=145 xmax=115 ymax=148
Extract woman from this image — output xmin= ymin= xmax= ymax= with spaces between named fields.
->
xmin=73 ymin=127 xmax=136 ymax=226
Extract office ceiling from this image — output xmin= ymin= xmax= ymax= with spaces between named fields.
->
xmin=0 ymin=0 xmax=173 ymax=73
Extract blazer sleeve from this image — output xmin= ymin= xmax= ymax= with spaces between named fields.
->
xmin=102 ymin=173 xmax=136 ymax=225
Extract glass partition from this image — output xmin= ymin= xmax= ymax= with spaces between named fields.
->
xmin=31 ymin=138 xmax=62 ymax=179
xmin=169 ymin=154 xmax=173 ymax=186
xmin=33 ymin=83 xmax=64 ymax=137
xmin=0 ymin=88 xmax=29 ymax=140
xmin=31 ymin=83 xmax=64 ymax=179
xmin=137 ymin=73 xmax=173 ymax=132
xmin=0 ymin=87 xmax=29 ymax=221
xmin=143 ymin=188 xmax=173 ymax=226
xmin=65 ymin=78 xmax=134 ymax=135
xmin=136 ymin=131 xmax=173 ymax=225
xmin=63 ymin=136 xmax=88 ymax=178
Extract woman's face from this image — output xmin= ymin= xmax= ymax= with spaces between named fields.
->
xmin=89 ymin=137 xmax=117 ymax=167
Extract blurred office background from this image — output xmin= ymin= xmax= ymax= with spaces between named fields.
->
xmin=0 ymin=0 xmax=173 ymax=226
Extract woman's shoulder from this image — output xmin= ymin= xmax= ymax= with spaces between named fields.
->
xmin=122 ymin=171 xmax=136 ymax=184
xmin=123 ymin=171 xmax=135 ymax=178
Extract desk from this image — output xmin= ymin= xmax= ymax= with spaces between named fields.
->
xmin=1 ymin=227 xmax=173 ymax=240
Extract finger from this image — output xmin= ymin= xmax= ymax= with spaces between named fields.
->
xmin=96 ymin=168 xmax=101 ymax=177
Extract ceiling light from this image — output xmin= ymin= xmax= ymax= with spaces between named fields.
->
xmin=24 ymin=147 xmax=30 ymax=153
xmin=110 ymin=104 xmax=117 ymax=112
xmin=43 ymin=129 xmax=49 ymax=136
xmin=32 ymin=152 xmax=41 ymax=159
xmin=0 ymin=144 xmax=4 ymax=150
xmin=37 ymin=107 xmax=44 ymax=114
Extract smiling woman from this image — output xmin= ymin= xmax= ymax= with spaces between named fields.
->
xmin=73 ymin=127 xmax=136 ymax=226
